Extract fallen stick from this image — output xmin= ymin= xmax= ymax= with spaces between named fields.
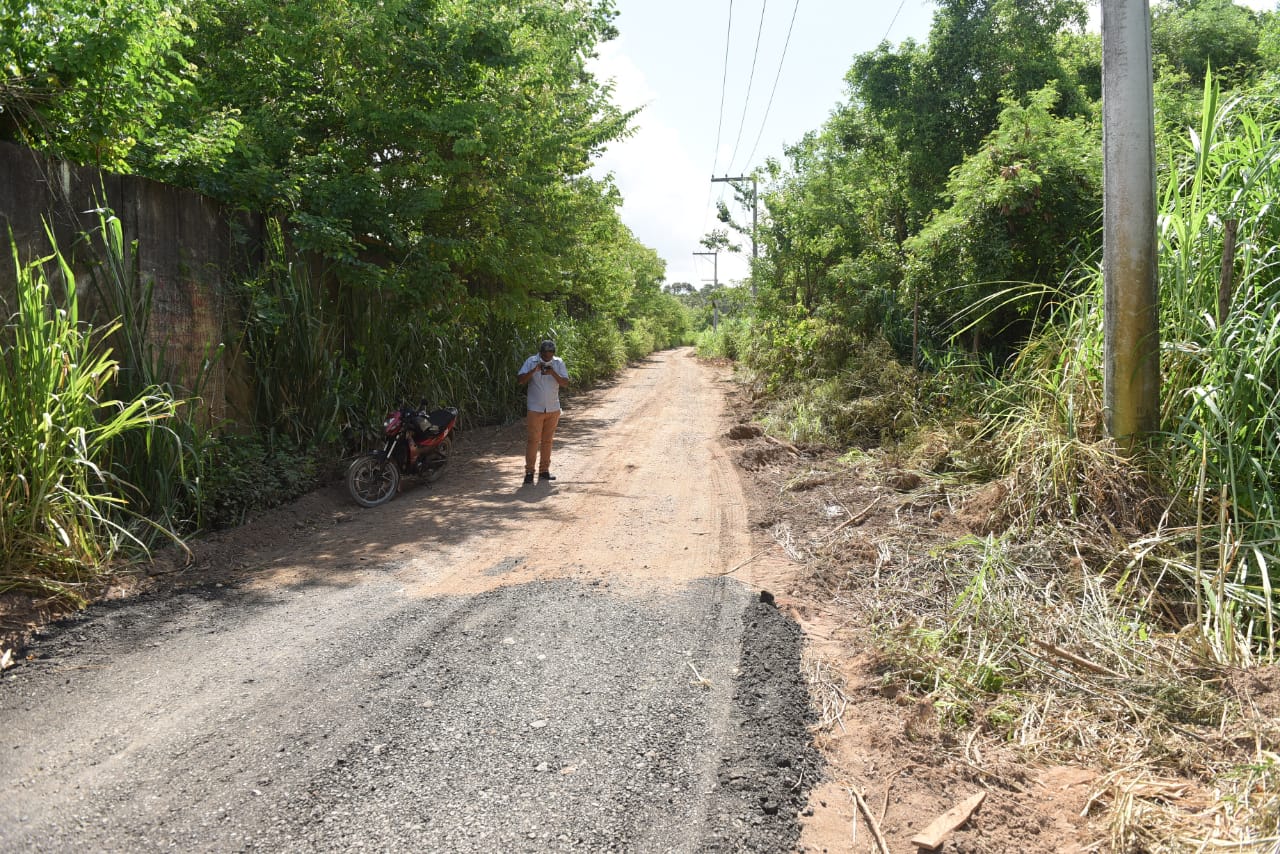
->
xmin=849 ymin=786 xmax=891 ymax=854
xmin=952 ymin=756 xmax=1027 ymax=795
xmin=825 ymin=496 xmax=884 ymax=539
xmin=713 ymin=547 xmax=772 ymax=577
xmin=1031 ymin=638 xmax=1121 ymax=677
xmin=909 ymin=790 xmax=986 ymax=851
xmin=881 ymin=763 xmax=919 ymax=823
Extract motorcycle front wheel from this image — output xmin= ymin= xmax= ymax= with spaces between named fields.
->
xmin=423 ymin=436 xmax=453 ymax=483
xmin=347 ymin=454 xmax=399 ymax=507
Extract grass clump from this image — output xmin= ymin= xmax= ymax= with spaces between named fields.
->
xmin=0 ymin=243 xmax=179 ymax=602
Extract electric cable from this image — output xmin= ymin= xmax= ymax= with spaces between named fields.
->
xmin=742 ymin=0 xmax=800 ymax=170
xmin=725 ymin=0 xmax=769 ymax=174
xmin=702 ymin=0 xmax=736 ymax=249
xmin=882 ymin=0 xmax=908 ymax=42
xmin=708 ymin=0 xmax=735 ymax=180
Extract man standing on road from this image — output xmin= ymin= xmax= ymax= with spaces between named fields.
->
xmin=517 ymin=339 xmax=569 ymax=485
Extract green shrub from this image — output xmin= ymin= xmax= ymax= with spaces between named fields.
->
xmin=623 ymin=317 xmax=660 ymax=361
xmin=556 ymin=316 xmax=626 ymax=387
xmin=197 ymin=434 xmax=321 ymax=530
xmin=1 ymin=245 xmax=178 ymax=601
xmin=696 ymin=316 xmax=751 ymax=360
xmin=758 ymin=338 xmax=922 ymax=448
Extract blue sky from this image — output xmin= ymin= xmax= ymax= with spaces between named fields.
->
xmin=589 ymin=0 xmax=941 ymax=288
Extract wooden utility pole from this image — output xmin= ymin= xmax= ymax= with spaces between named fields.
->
xmin=711 ymin=175 xmax=757 ymax=296
xmin=1102 ymin=0 xmax=1161 ymax=447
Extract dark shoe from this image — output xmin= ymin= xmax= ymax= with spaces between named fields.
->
xmin=539 ymin=471 xmax=555 ymax=481
xmin=523 ymin=471 xmax=534 ymax=485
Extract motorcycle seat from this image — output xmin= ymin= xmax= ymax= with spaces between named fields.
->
xmin=426 ymin=408 xmax=457 ymax=428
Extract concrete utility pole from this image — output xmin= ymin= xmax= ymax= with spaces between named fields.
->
xmin=694 ymin=250 xmax=719 ymax=331
xmin=711 ymin=175 xmax=757 ymax=296
xmin=1102 ymin=0 xmax=1161 ymax=447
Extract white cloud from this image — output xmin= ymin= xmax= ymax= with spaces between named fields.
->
xmin=589 ymin=42 xmax=750 ymax=288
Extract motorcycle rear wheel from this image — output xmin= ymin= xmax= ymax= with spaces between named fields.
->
xmin=423 ymin=436 xmax=453 ymax=484
xmin=347 ymin=454 xmax=399 ymax=507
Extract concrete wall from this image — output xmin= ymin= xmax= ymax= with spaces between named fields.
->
xmin=0 ymin=141 xmax=263 ymax=422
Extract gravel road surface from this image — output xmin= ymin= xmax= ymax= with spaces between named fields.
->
xmin=1 ymin=349 xmax=819 ymax=852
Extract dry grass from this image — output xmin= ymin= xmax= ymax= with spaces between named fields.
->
xmin=770 ymin=440 xmax=1280 ymax=850
xmin=802 ymin=653 xmax=853 ymax=736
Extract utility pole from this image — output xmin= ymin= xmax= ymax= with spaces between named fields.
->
xmin=711 ymin=175 xmax=757 ymax=296
xmin=694 ymin=250 xmax=719 ymax=331
xmin=1102 ymin=0 xmax=1160 ymax=448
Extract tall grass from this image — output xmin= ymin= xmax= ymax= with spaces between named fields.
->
xmin=695 ymin=316 xmax=753 ymax=361
xmin=982 ymin=73 xmax=1280 ymax=663
xmin=1154 ymin=74 xmax=1280 ymax=662
xmin=0 ymin=243 xmax=177 ymax=602
xmin=555 ymin=315 xmax=626 ymax=388
xmin=337 ymin=283 xmax=555 ymax=442
xmin=85 ymin=209 xmax=218 ymax=536
xmin=234 ymin=220 xmax=346 ymax=447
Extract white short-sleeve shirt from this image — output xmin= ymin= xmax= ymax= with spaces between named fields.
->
xmin=520 ymin=355 xmax=567 ymax=413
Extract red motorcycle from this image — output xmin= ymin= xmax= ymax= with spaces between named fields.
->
xmin=346 ymin=404 xmax=459 ymax=507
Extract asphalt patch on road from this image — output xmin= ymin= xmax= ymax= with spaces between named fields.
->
xmin=3 ymin=579 xmax=822 ymax=852
xmin=483 ymin=555 xmax=527 ymax=577
xmin=699 ymin=594 xmax=823 ymax=852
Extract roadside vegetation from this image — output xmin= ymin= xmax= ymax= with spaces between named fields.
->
xmin=684 ymin=0 xmax=1280 ymax=847
xmin=4 ymin=0 xmax=1280 ymax=846
xmin=1 ymin=0 xmax=690 ymax=600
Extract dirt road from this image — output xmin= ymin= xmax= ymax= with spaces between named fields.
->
xmin=0 ymin=349 xmax=819 ymax=852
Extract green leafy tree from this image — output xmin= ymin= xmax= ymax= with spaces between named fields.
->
xmin=752 ymin=105 xmax=915 ymax=352
xmin=139 ymin=0 xmax=630 ymax=300
xmin=0 ymin=0 xmax=208 ymax=170
xmin=850 ymin=0 xmax=1089 ymax=221
xmin=904 ymin=85 xmax=1101 ymax=356
xmin=1152 ymin=0 xmax=1262 ymax=88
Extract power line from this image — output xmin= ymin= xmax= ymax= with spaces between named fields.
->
xmin=726 ymin=0 xmax=769 ymax=174
xmin=703 ymin=0 xmax=736 ymax=242
xmin=742 ymin=0 xmax=800 ymax=170
xmin=709 ymin=0 xmax=735 ymax=179
xmin=882 ymin=0 xmax=908 ymax=43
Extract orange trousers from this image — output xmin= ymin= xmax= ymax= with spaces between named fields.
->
xmin=525 ymin=409 xmax=561 ymax=473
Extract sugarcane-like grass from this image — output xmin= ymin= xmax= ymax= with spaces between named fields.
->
xmin=0 ymin=245 xmax=178 ymax=602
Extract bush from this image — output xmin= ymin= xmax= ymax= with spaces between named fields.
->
xmin=196 ymin=434 xmax=321 ymax=530
xmin=758 ymin=338 xmax=922 ymax=448
xmin=696 ymin=317 xmax=752 ymax=361
xmin=557 ymin=316 xmax=626 ymax=387
xmin=624 ymin=316 xmax=672 ymax=361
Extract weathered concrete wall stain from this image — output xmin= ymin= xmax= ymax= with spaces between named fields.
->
xmin=0 ymin=141 xmax=263 ymax=423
